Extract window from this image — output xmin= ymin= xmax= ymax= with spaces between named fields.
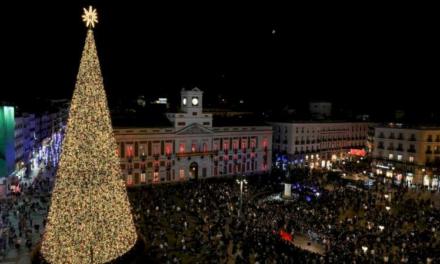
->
xmin=127 ymin=174 xmax=133 ymax=185
xmin=250 ymin=139 xmax=256 ymax=148
xmin=179 ymin=143 xmax=185 ymax=153
xmin=153 ymin=144 xmax=160 ymax=155
xmin=397 ymin=155 xmax=402 ymax=161
xmin=140 ymin=172 xmax=146 ymax=183
xmin=233 ymin=141 xmax=239 ymax=150
xmin=193 ymin=112 xmax=197 ymax=116
xmin=179 ymin=169 xmax=185 ymax=180
xmin=213 ymin=142 xmax=219 ymax=151
xmin=203 ymin=122 xmax=210 ymax=126
xmin=409 ymin=156 xmax=414 ymax=163
xmin=262 ymin=138 xmax=268 ymax=148
xmin=165 ymin=143 xmax=172 ymax=155
xmin=153 ymin=172 xmax=159 ymax=183
xmin=203 ymin=143 xmax=208 ymax=152
xmin=223 ymin=140 xmax=230 ymax=150
xmin=388 ymin=154 xmax=393 ymax=160
xmin=191 ymin=143 xmax=197 ymax=152
xmin=241 ymin=140 xmax=247 ymax=149
xmin=126 ymin=145 xmax=134 ymax=157
xmin=178 ymin=122 xmax=186 ymax=126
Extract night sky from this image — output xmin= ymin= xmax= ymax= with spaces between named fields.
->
xmin=2 ymin=2 xmax=438 ymax=115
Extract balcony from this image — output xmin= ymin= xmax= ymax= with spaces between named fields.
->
xmin=176 ymin=150 xmax=218 ymax=157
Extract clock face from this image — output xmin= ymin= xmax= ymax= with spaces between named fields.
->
xmin=192 ymin=97 xmax=199 ymax=106
xmin=182 ymin=97 xmax=187 ymax=105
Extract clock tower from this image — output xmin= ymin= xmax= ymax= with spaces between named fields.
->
xmin=167 ymin=87 xmax=213 ymax=129
xmin=181 ymin=87 xmax=203 ymax=115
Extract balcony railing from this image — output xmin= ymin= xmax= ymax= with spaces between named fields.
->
xmin=176 ymin=150 xmax=218 ymax=157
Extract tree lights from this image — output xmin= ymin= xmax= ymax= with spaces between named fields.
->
xmin=41 ymin=7 xmax=137 ymax=264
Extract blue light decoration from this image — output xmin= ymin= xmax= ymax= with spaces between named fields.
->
xmin=305 ymin=195 xmax=312 ymax=202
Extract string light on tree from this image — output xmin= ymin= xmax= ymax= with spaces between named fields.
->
xmin=41 ymin=6 xmax=137 ymax=264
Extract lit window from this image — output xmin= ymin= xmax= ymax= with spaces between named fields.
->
xmin=191 ymin=144 xmax=197 ymax=152
xmin=153 ymin=172 xmax=159 ymax=183
xmin=223 ymin=141 xmax=230 ymax=150
xmin=397 ymin=155 xmax=402 ymax=161
xmin=179 ymin=143 xmax=185 ymax=153
xmin=262 ymin=138 xmax=268 ymax=148
xmin=233 ymin=141 xmax=239 ymax=150
xmin=409 ymin=156 xmax=414 ymax=163
xmin=127 ymin=174 xmax=133 ymax=185
xmin=126 ymin=145 xmax=134 ymax=157
xmin=241 ymin=141 xmax=247 ymax=149
xmin=179 ymin=169 xmax=185 ymax=179
xmin=388 ymin=154 xmax=393 ymax=160
xmin=165 ymin=143 xmax=172 ymax=155
xmin=140 ymin=173 xmax=146 ymax=183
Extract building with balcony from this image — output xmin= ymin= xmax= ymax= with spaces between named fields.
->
xmin=271 ymin=121 xmax=372 ymax=168
xmin=372 ymin=124 xmax=440 ymax=189
xmin=114 ymin=88 xmax=272 ymax=185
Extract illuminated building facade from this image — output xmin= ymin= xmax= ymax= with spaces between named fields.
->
xmin=114 ymin=88 xmax=272 ymax=185
xmin=271 ymin=121 xmax=371 ymax=168
xmin=372 ymin=124 xmax=440 ymax=189
xmin=0 ymin=106 xmax=15 ymax=178
xmin=0 ymin=103 xmax=68 ymax=179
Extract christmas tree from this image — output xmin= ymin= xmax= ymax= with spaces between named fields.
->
xmin=41 ymin=6 xmax=137 ymax=264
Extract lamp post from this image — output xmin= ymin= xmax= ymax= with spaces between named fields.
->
xmin=236 ymin=175 xmax=247 ymax=218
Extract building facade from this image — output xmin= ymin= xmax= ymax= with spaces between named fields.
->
xmin=372 ymin=124 xmax=440 ymax=188
xmin=271 ymin=121 xmax=371 ymax=168
xmin=0 ymin=102 xmax=68 ymax=179
xmin=114 ymin=88 xmax=272 ymax=185
xmin=0 ymin=106 xmax=15 ymax=178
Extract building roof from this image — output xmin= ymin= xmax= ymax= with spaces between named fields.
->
xmin=377 ymin=123 xmax=440 ymax=130
xmin=212 ymin=116 xmax=270 ymax=127
xmin=112 ymin=113 xmax=173 ymax=128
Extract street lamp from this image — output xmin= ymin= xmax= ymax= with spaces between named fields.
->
xmin=236 ymin=175 xmax=248 ymax=218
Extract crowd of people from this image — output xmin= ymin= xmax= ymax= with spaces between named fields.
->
xmin=0 ymin=167 xmax=53 ymax=261
xmin=2 ymin=159 xmax=439 ymax=263
xmin=128 ymin=170 xmax=440 ymax=263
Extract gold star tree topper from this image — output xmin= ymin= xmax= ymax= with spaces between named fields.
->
xmin=82 ymin=6 xmax=98 ymax=28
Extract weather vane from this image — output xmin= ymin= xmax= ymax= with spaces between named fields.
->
xmin=82 ymin=6 xmax=98 ymax=28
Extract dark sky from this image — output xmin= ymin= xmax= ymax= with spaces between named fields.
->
xmin=2 ymin=2 xmax=438 ymax=114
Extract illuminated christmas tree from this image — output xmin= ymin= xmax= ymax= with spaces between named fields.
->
xmin=41 ymin=6 xmax=137 ymax=264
